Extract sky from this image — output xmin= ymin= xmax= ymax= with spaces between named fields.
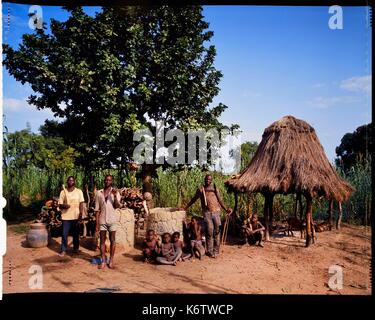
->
xmin=1 ymin=4 xmax=372 ymax=162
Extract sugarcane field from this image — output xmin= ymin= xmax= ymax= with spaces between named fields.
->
xmin=1 ymin=5 xmax=372 ymax=297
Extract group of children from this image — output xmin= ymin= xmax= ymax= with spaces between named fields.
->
xmin=142 ymin=214 xmax=265 ymax=265
xmin=142 ymin=216 xmax=205 ymax=265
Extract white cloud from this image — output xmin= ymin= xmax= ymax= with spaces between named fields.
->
xmin=309 ymin=96 xmax=357 ymax=109
xmin=2 ymin=97 xmax=30 ymax=112
xmin=340 ymin=75 xmax=372 ymax=94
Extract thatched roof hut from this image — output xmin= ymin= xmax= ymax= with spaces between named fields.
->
xmin=226 ymin=115 xmax=355 ymax=246
xmin=226 ymin=115 xmax=354 ymax=202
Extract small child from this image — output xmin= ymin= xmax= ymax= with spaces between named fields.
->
xmin=172 ymin=232 xmax=185 ymax=262
xmin=156 ymin=233 xmax=178 ymax=266
xmin=190 ymin=216 xmax=206 ymax=259
xmin=142 ymin=229 xmax=160 ymax=263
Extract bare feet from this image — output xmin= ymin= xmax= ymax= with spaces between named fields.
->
xmin=258 ymin=242 xmax=264 ymax=247
xmin=108 ymin=259 xmax=115 ymax=269
xmin=98 ymin=262 xmax=106 ymax=270
xmin=58 ymin=251 xmax=66 ymax=257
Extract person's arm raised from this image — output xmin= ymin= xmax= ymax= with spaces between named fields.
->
xmin=112 ymin=189 xmax=122 ymax=209
xmin=58 ymin=190 xmax=70 ymax=210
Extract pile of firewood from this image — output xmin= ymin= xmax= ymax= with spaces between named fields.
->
xmin=119 ymin=187 xmax=144 ymax=209
xmin=119 ymin=187 xmax=148 ymax=231
xmin=36 ymin=198 xmax=63 ymax=237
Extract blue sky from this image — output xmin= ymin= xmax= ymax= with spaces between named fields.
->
xmin=2 ymin=4 xmax=372 ymax=161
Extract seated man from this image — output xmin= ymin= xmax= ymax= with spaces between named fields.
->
xmin=243 ymin=214 xmax=265 ymax=247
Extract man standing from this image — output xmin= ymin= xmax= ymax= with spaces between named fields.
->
xmin=95 ymin=175 xmax=122 ymax=269
xmin=182 ymin=174 xmax=232 ymax=258
xmin=58 ymin=176 xmax=85 ymax=257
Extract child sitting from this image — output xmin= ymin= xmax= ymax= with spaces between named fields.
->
xmin=142 ymin=229 xmax=160 ymax=263
xmin=189 ymin=216 xmax=206 ymax=259
xmin=156 ymin=233 xmax=178 ymax=266
xmin=172 ymin=231 xmax=189 ymax=262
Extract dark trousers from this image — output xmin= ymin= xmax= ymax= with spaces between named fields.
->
xmin=204 ymin=211 xmax=221 ymax=255
xmin=61 ymin=220 xmax=80 ymax=252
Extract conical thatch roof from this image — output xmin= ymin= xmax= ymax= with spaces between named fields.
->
xmin=226 ymin=116 xmax=354 ymax=202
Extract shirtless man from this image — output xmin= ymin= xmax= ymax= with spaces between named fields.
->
xmin=243 ymin=214 xmax=265 ymax=247
xmin=182 ymin=174 xmax=232 ymax=258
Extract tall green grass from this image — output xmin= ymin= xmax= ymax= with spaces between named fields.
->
xmin=3 ymin=159 xmax=371 ymax=225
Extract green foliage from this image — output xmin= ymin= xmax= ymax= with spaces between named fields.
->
xmin=335 ymin=123 xmax=372 ymax=173
xmin=240 ymin=141 xmax=258 ymax=171
xmin=2 ymin=128 xmax=79 ymax=219
xmin=3 ymin=6 xmax=235 ymax=171
xmin=3 ymin=159 xmax=371 ymax=226
xmin=3 ymin=128 xmax=79 ymax=171
xmin=339 ymin=157 xmax=372 ymax=224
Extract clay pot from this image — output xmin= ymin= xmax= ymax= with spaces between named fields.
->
xmin=26 ymin=223 xmax=49 ymax=248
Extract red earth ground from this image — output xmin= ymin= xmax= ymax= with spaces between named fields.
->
xmin=3 ymin=221 xmax=371 ymax=294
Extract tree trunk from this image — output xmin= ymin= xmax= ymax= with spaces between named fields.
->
xmin=263 ymin=193 xmax=270 ymax=241
xmin=141 ymin=164 xmax=159 ymax=209
xmin=336 ymin=201 xmax=343 ymax=230
xmin=305 ymin=193 xmax=313 ymax=247
xmin=327 ymin=199 xmax=333 ymax=230
xmin=141 ymin=164 xmax=156 ymax=194
xmin=119 ymin=161 xmax=124 ymax=187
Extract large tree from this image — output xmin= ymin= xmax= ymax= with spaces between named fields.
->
xmin=335 ymin=123 xmax=372 ymax=172
xmin=240 ymin=141 xmax=258 ymax=171
xmin=4 ymin=6 xmax=236 ymax=191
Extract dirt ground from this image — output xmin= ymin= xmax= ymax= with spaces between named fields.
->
xmin=3 ymin=222 xmax=372 ymax=294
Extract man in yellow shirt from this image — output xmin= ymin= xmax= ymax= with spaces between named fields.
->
xmin=58 ymin=176 xmax=85 ymax=257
